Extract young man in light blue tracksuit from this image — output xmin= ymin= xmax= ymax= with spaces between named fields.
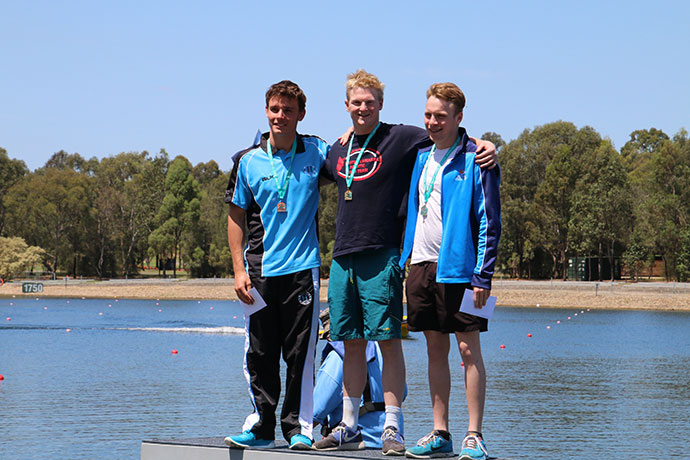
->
xmin=399 ymin=83 xmax=501 ymax=460
xmin=224 ymin=80 xmax=328 ymax=451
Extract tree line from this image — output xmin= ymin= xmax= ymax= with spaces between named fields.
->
xmin=1 ymin=121 xmax=689 ymax=282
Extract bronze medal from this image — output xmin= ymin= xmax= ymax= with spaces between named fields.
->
xmin=277 ymin=201 xmax=287 ymax=212
xmin=344 ymin=189 xmax=353 ymax=201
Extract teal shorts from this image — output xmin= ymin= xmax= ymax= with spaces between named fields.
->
xmin=327 ymin=247 xmax=404 ymax=341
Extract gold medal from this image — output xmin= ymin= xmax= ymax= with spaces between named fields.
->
xmin=344 ymin=189 xmax=353 ymax=201
xmin=277 ymin=201 xmax=287 ymax=212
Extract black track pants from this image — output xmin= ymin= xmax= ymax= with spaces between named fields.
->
xmin=240 ymin=267 xmax=319 ymax=441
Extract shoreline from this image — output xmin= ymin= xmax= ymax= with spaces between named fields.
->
xmin=2 ymin=279 xmax=690 ymax=312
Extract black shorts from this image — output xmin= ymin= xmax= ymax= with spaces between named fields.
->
xmin=405 ymin=261 xmax=488 ymax=333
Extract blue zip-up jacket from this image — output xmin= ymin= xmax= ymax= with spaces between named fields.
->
xmin=399 ymin=128 xmax=501 ymax=289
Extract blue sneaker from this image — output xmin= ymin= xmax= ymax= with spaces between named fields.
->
xmin=224 ymin=430 xmax=275 ymax=449
xmin=457 ymin=434 xmax=488 ymax=460
xmin=289 ymin=434 xmax=313 ymax=450
xmin=312 ymin=423 xmax=365 ymax=451
xmin=405 ymin=431 xmax=454 ymax=458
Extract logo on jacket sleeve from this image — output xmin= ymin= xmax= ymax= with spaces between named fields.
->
xmin=454 ymin=170 xmax=466 ymax=181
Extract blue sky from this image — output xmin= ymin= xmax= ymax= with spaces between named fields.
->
xmin=2 ymin=1 xmax=688 ymax=172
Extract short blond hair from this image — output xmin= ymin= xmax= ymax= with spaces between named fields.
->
xmin=345 ymin=69 xmax=385 ymax=102
xmin=427 ymin=82 xmax=465 ymax=115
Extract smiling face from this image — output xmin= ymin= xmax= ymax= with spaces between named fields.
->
xmin=265 ymin=95 xmax=305 ymax=143
xmin=424 ymin=96 xmax=463 ymax=149
xmin=345 ymin=87 xmax=383 ymax=135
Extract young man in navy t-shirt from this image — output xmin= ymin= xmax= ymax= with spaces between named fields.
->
xmin=314 ymin=70 xmax=497 ymax=455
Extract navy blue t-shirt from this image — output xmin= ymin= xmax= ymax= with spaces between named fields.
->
xmin=322 ymin=123 xmax=431 ymax=258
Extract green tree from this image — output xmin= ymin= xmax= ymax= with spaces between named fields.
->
xmin=677 ymin=228 xmax=690 ymax=282
xmin=569 ymin=141 xmax=633 ymax=280
xmin=481 ymin=132 xmax=506 ymax=154
xmin=43 ymin=150 xmax=99 ymax=174
xmin=4 ymin=169 xmax=91 ymax=278
xmin=318 ymin=182 xmax=338 ymax=277
xmin=149 ymin=156 xmax=201 ymax=277
xmin=621 ymin=128 xmax=670 ymax=172
xmin=498 ymin=121 xmax=601 ymax=278
xmin=192 ymin=160 xmax=222 ymax=185
xmin=186 ymin=168 xmax=232 ymax=277
xmin=0 ymin=236 xmax=45 ymax=281
xmin=91 ymin=150 xmax=168 ymax=277
xmin=533 ymin=145 xmax=581 ymax=279
xmin=622 ymin=230 xmax=652 ymax=281
xmin=0 ymin=148 xmax=29 ymax=236
xmin=639 ymin=130 xmax=690 ymax=280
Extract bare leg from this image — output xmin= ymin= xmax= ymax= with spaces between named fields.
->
xmin=455 ymin=331 xmax=485 ymax=433
xmin=424 ymin=330 xmax=451 ymax=431
xmin=343 ymin=338 xmax=367 ymax=400
xmin=378 ymin=338 xmax=406 ymax=408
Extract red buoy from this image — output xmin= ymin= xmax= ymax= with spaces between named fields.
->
xmin=171 ymin=349 xmax=179 ymax=354
xmin=500 ymin=344 xmax=506 ymax=349
xmin=0 ymin=375 xmax=4 ymax=380
xmin=527 ymin=333 xmax=532 ymax=337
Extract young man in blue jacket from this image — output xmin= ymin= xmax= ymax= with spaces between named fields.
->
xmin=400 ymin=83 xmax=501 ymax=460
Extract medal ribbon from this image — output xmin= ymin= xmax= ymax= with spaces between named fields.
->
xmin=345 ymin=122 xmax=381 ymax=190
xmin=421 ymin=135 xmax=462 ymax=207
xmin=267 ymin=137 xmax=297 ymax=203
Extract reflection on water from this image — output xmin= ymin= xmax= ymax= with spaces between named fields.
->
xmin=1 ymin=298 xmax=689 ymax=459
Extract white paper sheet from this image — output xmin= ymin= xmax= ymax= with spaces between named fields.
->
xmin=240 ymin=287 xmax=267 ymax=317
xmin=459 ymin=288 xmax=497 ymax=320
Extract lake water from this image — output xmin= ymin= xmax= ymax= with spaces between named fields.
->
xmin=1 ymin=297 xmax=689 ymax=459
